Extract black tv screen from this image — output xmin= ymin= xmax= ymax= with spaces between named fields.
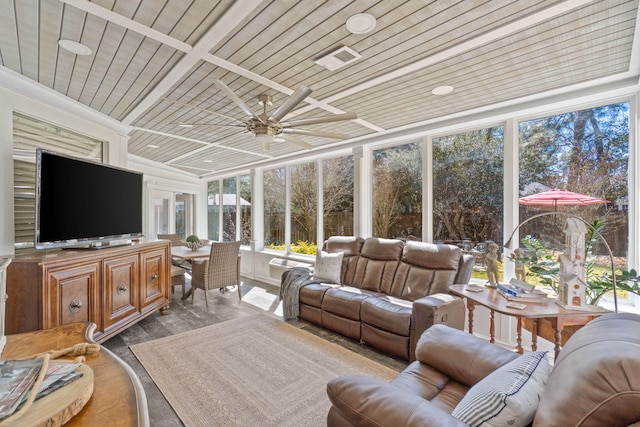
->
xmin=36 ymin=149 xmax=143 ymax=249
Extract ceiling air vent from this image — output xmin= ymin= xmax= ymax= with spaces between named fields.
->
xmin=314 ymin=46 xmax=362 ymax=71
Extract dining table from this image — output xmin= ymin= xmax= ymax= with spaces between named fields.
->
xmin=171 ymin=245 xmax=211 ymax=299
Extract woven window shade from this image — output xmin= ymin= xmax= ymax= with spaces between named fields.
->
xmin=12 ymin=113 xmax=103 ymax=254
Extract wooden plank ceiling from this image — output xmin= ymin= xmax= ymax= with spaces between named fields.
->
xmin=0 ymin=0 xmax=638 ymax=177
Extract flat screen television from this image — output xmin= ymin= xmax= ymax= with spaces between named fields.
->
xmin=35 ymin=149 xmax=144 ymax=249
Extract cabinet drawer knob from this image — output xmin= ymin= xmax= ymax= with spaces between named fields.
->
xmin=69 ymin=298 xmax=83 ymax=314
xmin=150 ymin=272 xmax=157 ymax=282
xmin=118 ymin=283 xmax=128 ymax=294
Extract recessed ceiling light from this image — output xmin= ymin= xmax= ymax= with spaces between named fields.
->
xmin=147 ymin=144 xmax=159 ymax=149
xmin=178 ymin=123 xmax=194 ymax=128
xmin=431 ymin=85 xmax=454 ymax=95
xmin=58 ymin=39 xmax=92 ymax=56
xmin=346 ymin=13 xmax=376 ymax=34
xmin=273 ymin=137 xmax=286 ymax=143
xmin=203 ymin=159 xmax=213 ymax=163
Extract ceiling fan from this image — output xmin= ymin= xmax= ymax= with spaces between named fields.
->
xmin=166 ymin=79 xmax=358 ymax=151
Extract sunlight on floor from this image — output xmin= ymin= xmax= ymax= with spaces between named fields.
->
xmin=241 ymin=285 xmax=283 ymax=316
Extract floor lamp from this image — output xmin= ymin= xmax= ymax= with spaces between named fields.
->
xmin=503 ymin=211 xmax=618 ymax=313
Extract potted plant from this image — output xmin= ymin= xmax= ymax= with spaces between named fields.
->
xmin=184 ymin=235 xmax=203 ymax=251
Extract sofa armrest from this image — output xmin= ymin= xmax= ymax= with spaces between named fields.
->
xmin=409 ymin=294 xmax=465 ymax=361
xmin=415 ymin=324 xmax=519 ymax=387
xmin=327 ymin=375 xmax=467 ymax=427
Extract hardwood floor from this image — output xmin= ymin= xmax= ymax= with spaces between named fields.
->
xmin=102 ymin=277 xmax=409 ymax=427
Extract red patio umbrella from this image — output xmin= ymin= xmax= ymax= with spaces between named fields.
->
xmin=519 ymin=189 xmax=609 ymax=211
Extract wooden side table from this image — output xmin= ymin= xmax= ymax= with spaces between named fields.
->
xmin=2 ymin=322 xmax=149 ymax=426
xmin=450 ymin=284 xmax=609 ymax=360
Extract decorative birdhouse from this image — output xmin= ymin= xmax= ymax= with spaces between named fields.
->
xmin=557 ymin=218 xmax=588 ymax=309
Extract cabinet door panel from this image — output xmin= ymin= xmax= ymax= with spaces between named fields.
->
xmin=46 ymin=263 xmax=101 ymax=330
xmin=140 ymin=249 xmax=167 ymax=312
xmin=104 ymin=254 xmax=139 ymax=330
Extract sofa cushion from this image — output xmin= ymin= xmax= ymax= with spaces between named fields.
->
xmin=451 ymin=351 xmax=551 ymax=427
xmin=299 ymin=283 xmax=338 ymax=307
xmin=403 ymin=242 xmax=461 ymax=270
xmin=322 ymin=286 xmax=380 ymax=320
xmin=386 ymin=242 xmax=462 ymax=298
xmin=313 ymin=250 xmax=343 ymax=284
xmin=324 ymin=236 xmax=364 ymax=257
xmin=352 ymin=238 xmax=403 ymax=292
xmin=360 ymin=296 xmax=412 ymax=335
xmin=391 ymin=362 xmax=469 ymax=413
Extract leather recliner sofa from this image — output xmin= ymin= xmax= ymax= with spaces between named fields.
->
xmin=283 ymin=236 xmax=474 ymax=361
xmin=327 ymin=313 xmax=640 ymax=427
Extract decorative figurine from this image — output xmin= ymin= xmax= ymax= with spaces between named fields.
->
xmin=558 ymin=218 xmax=588 ymax=309
xmin=512 ymin=248 xmax=527 ymax=282
xmin=485 ymin=242 xmax=500 ymax=287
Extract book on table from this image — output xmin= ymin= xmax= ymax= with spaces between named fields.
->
xmin=497 ymin=281 xmax=548 ymax=303
xmin=497 ymin=289 xmax=548 ymax=303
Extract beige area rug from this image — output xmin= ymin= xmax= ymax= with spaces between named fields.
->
xmin=130 ymin=314 xmax=399 ymax=427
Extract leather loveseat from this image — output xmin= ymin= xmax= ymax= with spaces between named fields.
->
xmin=282 ymin=236 xmax=474 ymax=361
xmin=327 ymin=313 xmax=640 ymax=427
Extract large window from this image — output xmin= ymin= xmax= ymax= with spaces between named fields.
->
xmin=290 ymin=162 xmax=317 ymax=254
xmin=223 ymin=177 xmax=236 ymax=241
xmin=264 ymin=167 xmax=285 ymax=249
xmin=207 ymin=180 xmax=220 ymax=241
xmin=239 ymin=174 xmax=252 ymax=246
xmin=372 ymin=142 xmax=422 ymax=239
xmin=518 ymin=102 xmax=630 ymax=305
xmin=433 ymin=127 xmax=504 ymax=281
xmin=323 ymin=156 xmax=354 ymax=241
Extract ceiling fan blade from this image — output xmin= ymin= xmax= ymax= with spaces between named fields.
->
xmin=280 ymin=134 xmax=313 ymax=149
xmin=172 ymin=122 xmax=244 ymax=128
xmin=161 ymin=97 xmax=243 ymax=123
xmin=282 ymin=128 xmax=348 ymax=139
xmin=214 ymin=79 xmax=260 ymax=121
xmin=269 ymin=86 xmax=313 ymax=122
xmin=283 ymin=112 xmax=358 ymax=127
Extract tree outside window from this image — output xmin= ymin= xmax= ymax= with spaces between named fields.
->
xmin=323 ymin=156 xmax=354 ymax=241
xmin=223 ymin=177 xmax=236 ymax=241
xmin=239 ymin=174 xmax=252 ymax=246
xmin=290 ymin=162 xmax=317 ymax=254
xmin=207 ymin=180 xmax=220 ymax=241
xmin=264 ymin=167 xmax=285 ymax=249
xmin=433 ymin=127 xmax=504 ymax=281
xmin=372 ymin=142 xmax=422 ymax=240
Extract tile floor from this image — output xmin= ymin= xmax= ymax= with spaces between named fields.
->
xmin=103 ymin=277 xmax=408 ymax=426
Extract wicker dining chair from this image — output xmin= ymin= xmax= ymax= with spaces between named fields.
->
xmin=157 ymin=233 xmax=185 ymax=247
xmin=157 ymin=233 xmax=193 ymax=271
xmin=190 ymin=241 xmax=242 ymax=306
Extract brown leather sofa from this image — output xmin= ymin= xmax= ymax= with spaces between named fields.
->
xmin=286 ymin=236 xmax=474 ymax=361
xmin=326 ymin=313 xmax=640 ymax=427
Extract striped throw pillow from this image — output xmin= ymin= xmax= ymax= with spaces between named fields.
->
xmin=451 ymin=351 xmax=551 ymax=427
